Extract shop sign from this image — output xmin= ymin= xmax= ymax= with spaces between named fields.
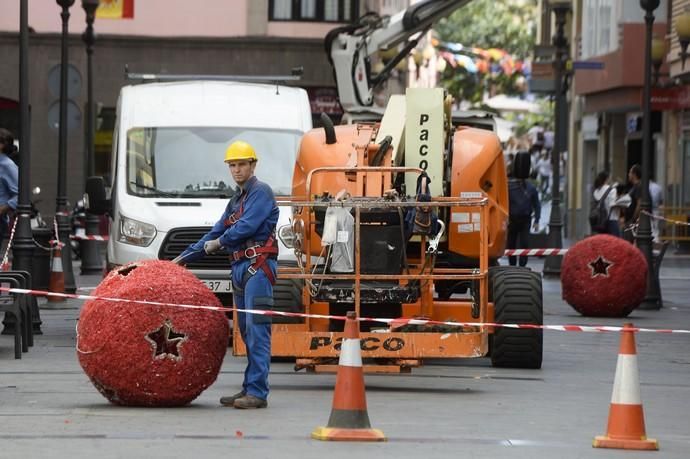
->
xmin=651 ymin=86 xmax=690 ymax=111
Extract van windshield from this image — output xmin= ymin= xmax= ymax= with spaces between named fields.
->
xmin=126 ymin=127 xmax=302 ymax=198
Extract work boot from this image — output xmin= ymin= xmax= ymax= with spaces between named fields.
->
xmin=233 ymin=394 xmax=268 ymax=409
xmin=219 ymin=391 xmax=246 ymax=407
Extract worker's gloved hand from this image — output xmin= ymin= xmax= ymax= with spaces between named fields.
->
xmin=204 ymin=238 xmax=222 ymax=254
xmin=171 ymin=254 xmax=186 ymax=265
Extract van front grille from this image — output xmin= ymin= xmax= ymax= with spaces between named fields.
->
xmin=158 ymin=227 xmax=230 ymax=269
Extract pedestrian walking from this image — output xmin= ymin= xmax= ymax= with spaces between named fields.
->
xmin=589 ymin=171 xmax=619 ymax=236
xmin=0 ymin=128 xmax=19 ymax=241
xmin=527 ymin=123 xmax=545 ymax=152
xmin=173 ymin=140 xmax=279 ymax=409
xmin=649 ymin=178 xmax=663 ymax=242
xmin=535 ymin=151 xmax=552 ymax=198
xmin=617 ymin=164 xmax=642 ymax=242
xmin=507 ymin=170 xmax=541 ymax=267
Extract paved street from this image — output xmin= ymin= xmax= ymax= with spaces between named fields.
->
xmin=1 ymin=256 xmax=689 ymax=459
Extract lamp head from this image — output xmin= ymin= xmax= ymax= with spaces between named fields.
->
xmin=549 ymin=0 xmax=571 ymax=14
xmin=56 ymin=0 xmax=76 ymax=8
xmin=651 ymin=37 xmax=666 ymax=85
xmin=82 ymin=0 xmax=99 ymax=16
xmin=639 ymin=0 xmax=661 ymax=12
xmin=676 ymin=10 xmax=690 ymax=69
xmin=651 ymin=37 xmax=666 ymax=65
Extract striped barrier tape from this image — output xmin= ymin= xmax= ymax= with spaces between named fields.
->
xmin=0 ymin=217 xmax=18 ymax=271
xmin=503 ymin=248 xmax=568 ymax=256
xmin=49 ymin=235 xmax=108 ymax=246
xmin=641 ymin=210 xmax=690 ymax=227
xmin=0 ymin=285 xmax=688 ymax=334
xmin=70 ymin=234 xmax=109 ymax=241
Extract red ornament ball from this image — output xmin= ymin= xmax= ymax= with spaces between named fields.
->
xmin=77 ymin=260 xmax=229 ymax=406
xmin=561 ymin=235 xmax=648 ymax=317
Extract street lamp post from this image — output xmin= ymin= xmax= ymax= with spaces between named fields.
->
xmin=637 ymin=0 xmax=661 ymax=310
xmin=79 ymin=0 xmax=103 ymax=274
xmin=543 ymin=0 xmax=571 ymax=277
xmin=12 ymin=0 xmax=35 ymax=281
xmin=55 ymin=0 xmax=76 ymax=293
xmin=4 ymin=0 xmax=43 ymax=335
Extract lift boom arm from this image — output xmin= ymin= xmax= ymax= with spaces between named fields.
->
xmin=326 ymin=0 xmax=472 ymax=111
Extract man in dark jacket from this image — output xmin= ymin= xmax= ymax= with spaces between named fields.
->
xmin=507 ymin=175 xmax=541 ymax=267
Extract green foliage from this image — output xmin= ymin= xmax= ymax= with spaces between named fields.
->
xmin=436 ymin=0 xmax=538 ymax=105
xmin=505 ymin=98 xmax=555 ymax=136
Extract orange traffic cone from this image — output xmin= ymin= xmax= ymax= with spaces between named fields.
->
xmin=593 ymin=323 xmax=658 ymax=450
xmin=47 ymin=244 xmax=66 ymax=303
xmin=312 ymin=311 xmax=386 ymax=442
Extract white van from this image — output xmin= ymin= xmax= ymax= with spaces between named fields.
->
xmin=86 ymin=79 xmax=312 ymax=304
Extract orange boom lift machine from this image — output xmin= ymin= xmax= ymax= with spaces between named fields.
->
xmin=232 ymin=89 xmax=544 ymax=373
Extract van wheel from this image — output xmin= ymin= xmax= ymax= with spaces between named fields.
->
xmin=488 ymin=267 xmax=543 ymax=369
xmin=272 ymin=261 xmax=304 ymax=324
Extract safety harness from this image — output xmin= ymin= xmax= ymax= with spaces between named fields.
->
xmin=224 ymin=192 xmax=278 ymax=285
xmin=231 ymin=235 xmax=278 ymax=285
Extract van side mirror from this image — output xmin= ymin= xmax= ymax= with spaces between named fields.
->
xmin=512 ymin=151 xmax=531 ymax=180
xmin=84 ymin=176 xmax=111 ymax=215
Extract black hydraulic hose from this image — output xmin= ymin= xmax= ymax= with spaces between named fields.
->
xmin=320 ymin=113 xmax=337 ymax=145
xmin=397 ymin=207 xmax=410 ymax=276
xmin=402 ymin=0 xmax=465 ymax=31
xmin=371 ymin=26 xmax=429 ymax=88
xmin=371 ymin=135 xmax=393 ymax=166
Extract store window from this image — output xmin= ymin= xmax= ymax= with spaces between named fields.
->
xmin=269 ymin=0 xmax=358 ymax=22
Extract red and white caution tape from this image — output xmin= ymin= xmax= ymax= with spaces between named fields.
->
xmin=0 ymin=217 xmax=18 ymax=271
xmin=49 ymin=235 xmax=109 ymax=246
xmin=69 ymin=234 xmax=108 ymax=241
xmin=503 ymin=248 xmax=568 ymax=256
xmin=51 ymin=218 xmax=64 ymax=249
xmin=0 ymin=285 xmax=688 ymax=334
xmin=641 ymin=210 xmax=690 ymax=227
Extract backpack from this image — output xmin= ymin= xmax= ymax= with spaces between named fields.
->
xmin=508 ymin=179 xmax=534 ymax=219
xmin=589 ymin=186 xmax=613 ymax=232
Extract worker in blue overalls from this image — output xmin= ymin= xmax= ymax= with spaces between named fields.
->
xmin=173 ymin=140 xmax=279 ymax=409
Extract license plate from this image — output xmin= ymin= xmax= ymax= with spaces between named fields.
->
xmin=201 ymin=280 xmax=233 ymax=293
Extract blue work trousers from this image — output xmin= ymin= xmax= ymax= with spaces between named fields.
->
xmin=231 ymin=258 xmax=276 ymax=401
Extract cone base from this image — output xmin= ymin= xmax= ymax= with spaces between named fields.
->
xmin=593 ymin=435 xmax=659 ymax=450
xmin=312 ymin=426 xmax=386 ymax=442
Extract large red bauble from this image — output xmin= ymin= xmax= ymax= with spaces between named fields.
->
xmin=77 ymin=260 xmax=229 ymax=406
xmin=561 ymin=235 xmax=648 ymax=317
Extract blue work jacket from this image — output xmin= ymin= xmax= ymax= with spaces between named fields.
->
xmin=180 ymin=176 xmax=279 ymax=263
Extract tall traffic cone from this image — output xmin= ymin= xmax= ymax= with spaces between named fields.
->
xmin=312 ymin=311 xmax=386 ymax=442
xmin=593 ymin=323 xmax=658 ymax=450
xmin=47 ymin=244 xmax=66 ymax=303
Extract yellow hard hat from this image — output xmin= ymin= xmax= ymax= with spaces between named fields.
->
xmin=224 ymin=141 xmax=258 ymax=162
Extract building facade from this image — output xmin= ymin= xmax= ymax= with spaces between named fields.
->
xmin=1 ymin=0 xmax=404 ymax=216
xmin=564 ymin=0 xmax=669 ymax=239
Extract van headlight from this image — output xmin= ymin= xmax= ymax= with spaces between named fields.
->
xmin=119 ymin=216 xmax=156 ymax=246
